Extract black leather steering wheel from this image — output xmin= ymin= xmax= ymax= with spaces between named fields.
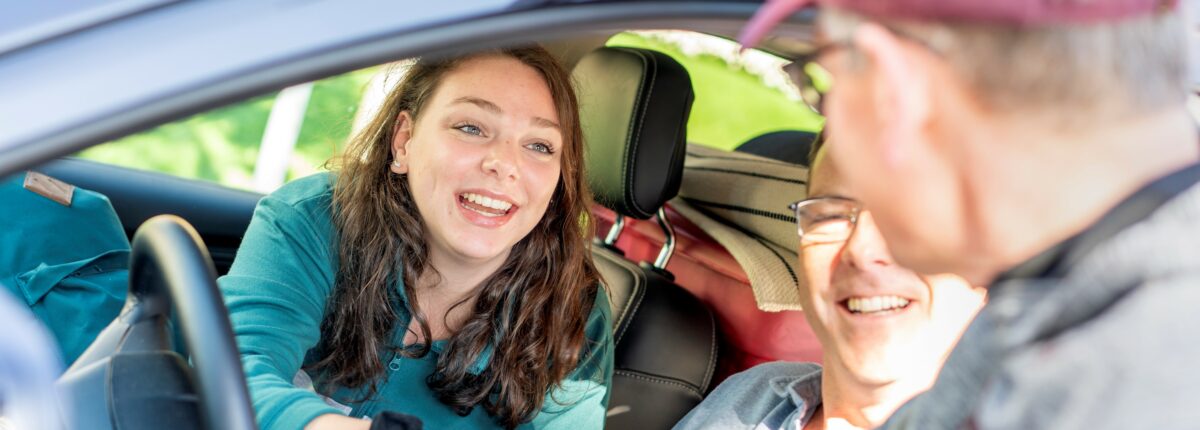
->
xmin=125 ymin=215 xmax=256 ymax=430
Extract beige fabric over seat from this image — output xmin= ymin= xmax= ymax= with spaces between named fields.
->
xmin=671 ymin=144 xmax=809 ymax=311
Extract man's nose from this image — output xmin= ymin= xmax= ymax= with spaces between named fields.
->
xmin=838 ymin=210 xmax=894 ymax=270
xmin=482 ymin=140 xmax=519 ymax=181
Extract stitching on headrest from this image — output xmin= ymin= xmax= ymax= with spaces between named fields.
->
xmin=624 ymin=49 xmax=658 ymax=218
xmin=663 ymin=81 xmax=691 ymax=201
xmin=617 ymin=48 xmax=647 ymax=218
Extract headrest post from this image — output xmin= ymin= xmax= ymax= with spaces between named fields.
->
xmin=604 ymin=214 xmax=626 ymax=247
xmin=653 ymin=207 xmax=676 ymax=270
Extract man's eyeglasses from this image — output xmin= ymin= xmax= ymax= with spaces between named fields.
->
xmin=787 ymin=196 xmax=863 ymax=243
xmin=782 ymin=41 xmax=846 ymax=114
xmin=785 ymin=30 xmax=937 ymax=114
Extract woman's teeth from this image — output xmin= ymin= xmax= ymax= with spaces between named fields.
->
xmin=460 ymin=193 xmax=513 ymax=216
xmin=846 ymin=296 xmax=911 ymax=314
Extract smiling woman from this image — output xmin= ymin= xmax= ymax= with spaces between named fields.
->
xmin=218 ymin=46 xmax=612 ymax=430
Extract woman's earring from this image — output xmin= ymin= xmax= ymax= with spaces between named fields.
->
xmin=390 ymin=160 xmax=407 ymax=174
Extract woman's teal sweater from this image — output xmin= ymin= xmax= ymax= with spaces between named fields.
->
xmin=219 ymin=173 xmax=613 ymax=430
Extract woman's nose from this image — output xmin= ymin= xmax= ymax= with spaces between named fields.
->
xmin=482 ymin=141 xmax=519 ymax=181
xmin=838 ymin=210 xmax=894 ymax=270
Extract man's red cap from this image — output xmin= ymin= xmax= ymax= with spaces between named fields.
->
xmin=739 ymin=0 xmax=1181 ymax=47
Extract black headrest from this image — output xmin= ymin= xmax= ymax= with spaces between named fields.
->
xmin=573 ymin=47 xmax=694 ymax=220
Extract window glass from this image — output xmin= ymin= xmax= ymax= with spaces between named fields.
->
xmin=606 ymin=31 xmax=823 ymax=151
xmin=79 ymin=30 xmax=827 ymax=191
xmin=75 ymin=67 xmax=378 ymax=192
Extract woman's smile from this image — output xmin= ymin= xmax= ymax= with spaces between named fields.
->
xmin=455 ymin=189 xmax=519 ymax=228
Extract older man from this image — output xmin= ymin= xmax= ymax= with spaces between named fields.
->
xmin=742 ymin=0 xmax=1200 ymax=428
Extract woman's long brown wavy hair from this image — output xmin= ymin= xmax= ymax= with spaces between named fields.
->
xmin=309 ymin=46 xmax=602 ymax=429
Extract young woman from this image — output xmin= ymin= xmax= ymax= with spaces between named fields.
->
xmin=220 ymin=46 xmax=612 ymax=430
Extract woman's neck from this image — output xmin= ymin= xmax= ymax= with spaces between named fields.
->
xmin=421 ymin=246 xmax=510 ymax=299
xmin=405 ymin=247 xmax=509 ymax=343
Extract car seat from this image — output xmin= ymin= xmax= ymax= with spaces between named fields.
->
xmin=573 ymin=46 xmax=718 ymax=430
xmin=734 ymin=129 xmax=818 ymax=166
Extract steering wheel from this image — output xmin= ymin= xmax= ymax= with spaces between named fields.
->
xmin=59 ymin=215 xmax=256 ymax=430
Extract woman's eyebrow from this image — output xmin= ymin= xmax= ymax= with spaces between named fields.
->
xmin=531 ymin=116 xmax=560 ymax=131
xmin=453 ymin=96 xmax=559 ymax=130
xmin=453 ymin=96 xmax=502 ymax=114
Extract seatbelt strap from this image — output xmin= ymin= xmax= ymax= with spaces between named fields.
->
xmin=1052 ymin=160 xmax=1200 ymax=277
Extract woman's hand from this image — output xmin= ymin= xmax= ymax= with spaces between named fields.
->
xmin=305 ymin=414 xmax=371 ymax=430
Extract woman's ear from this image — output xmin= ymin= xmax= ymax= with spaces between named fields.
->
xmin=390 ymin=111 xmax=414 ymax=174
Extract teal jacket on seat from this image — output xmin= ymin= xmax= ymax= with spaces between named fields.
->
xmin=0 ymin=172 xmax=129 ymax=367
xmin=219 ymin=173 xmax=614 ymax=430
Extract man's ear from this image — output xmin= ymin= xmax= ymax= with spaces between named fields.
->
xmin=390 ymin=111 xmax=414 ymax=174
xmin=853 ymin=23 xmax=934 ymax=169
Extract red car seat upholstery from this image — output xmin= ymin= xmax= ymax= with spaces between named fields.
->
xmin=594 ymin=207 xmax=822 ymax=386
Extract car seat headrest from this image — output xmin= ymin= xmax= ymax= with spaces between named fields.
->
xmin=573 ymin=46 xmax=694 ymax=220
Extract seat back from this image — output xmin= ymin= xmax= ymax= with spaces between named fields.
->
xmin=734 ymin=129 xmax=817 ymax=165
xmin=574 ymin=46 xmax=716 ymax=430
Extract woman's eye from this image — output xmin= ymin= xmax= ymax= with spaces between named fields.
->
xmin=455 ymin=123 xmax=483 ymax=136
xmin=526 ymin=142 xmax=554 ymax=154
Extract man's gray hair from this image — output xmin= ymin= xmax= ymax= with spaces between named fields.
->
xmin=820 ymin=8 xmax=1190 ymax=120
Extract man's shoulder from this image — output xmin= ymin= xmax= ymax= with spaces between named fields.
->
xmin=672 ymin=362 xmax=821 ymax=430
xmin=983 ymin=275 xmax=1200 ymax=428
xmin=727 ymin=361 xmax=822 ymax=387
xmin=1050 ymin=177 xmax=1200 ymax=339
xmin=883 ymin=180 xmax=1200 ymax=430
xmin=1049 ymin=273 xmax=1200 ymax=355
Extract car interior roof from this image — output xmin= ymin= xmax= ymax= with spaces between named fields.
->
xmin=1 ymin=1 xmax=820 ymax=178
